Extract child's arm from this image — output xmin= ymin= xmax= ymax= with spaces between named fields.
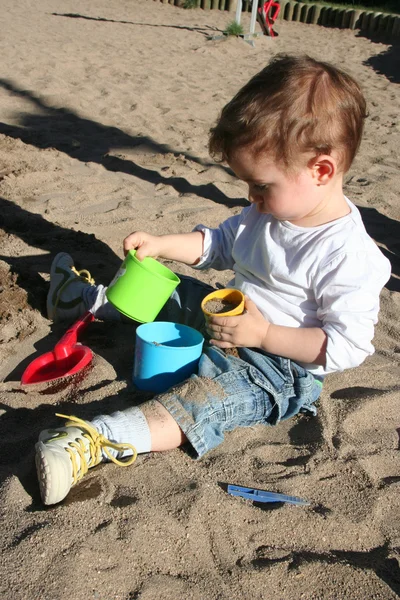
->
xmin=259 ymin=322 xmax=327 ymax=365
xmin=208 ymin=246 xmax=391 ymax=369
xmin=123 ymin=210 xmax=245 ymax=270
xmin=207 ymin=297 xmax=327 ymax=365
xmin=123 ymin=231 xmax=204 ymax=265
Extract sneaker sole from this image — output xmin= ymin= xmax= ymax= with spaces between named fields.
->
xmin=35 ymin=441 xmax=72 ymax=505
xmin=46 ymin=252 xmax=75 ymax=321
xmin=47 ymin=251 xmax=90 ymax=323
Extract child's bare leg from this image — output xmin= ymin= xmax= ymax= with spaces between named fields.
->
xmin=90 ymin=399 xmax=185 ymax=458
xmin=141 ymin=400 xmax=187 ymax=451
xmin=35 ymin=399 xmax=186 ymax=506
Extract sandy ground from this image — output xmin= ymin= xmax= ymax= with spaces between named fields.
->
xmin=0 ymin=0 xmax=399 ymax=598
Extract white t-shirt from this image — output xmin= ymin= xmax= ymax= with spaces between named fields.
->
xmin=193 ymin=199 xmax=391 ymax=376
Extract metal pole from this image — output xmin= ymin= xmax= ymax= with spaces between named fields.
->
xmin=235 ymin=0 xmax=242 ymax=25
xmin=249 ymin=0 xmax=259 ymax=33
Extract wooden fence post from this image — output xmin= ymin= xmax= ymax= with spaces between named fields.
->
xmin=284 ymin=1 xmax=295 ymax=22
xmin=300 ymin=3 xmax=309 ymax=22
xmin=278 ymin=1 xmax=288 ymax=20
xmin=392 ymin=16 xmax=400 ymax=37
xmin=292 ymin=2 xmax=301 ymax=21
xmin=361 ymin=11 xmax=372 ymax=31
xmin=349 ymin=10 xmax=362 ymax=29
xmin=320 ymin=6 xmax=331 ymax=27
xmin=341 ymin=9 xmax=352 ymax=29
xmin=310 ymin=4 xmax=321 ymax=24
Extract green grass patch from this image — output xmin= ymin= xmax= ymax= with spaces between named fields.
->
xmin=224 ymin=20 xmax=245 ymax=35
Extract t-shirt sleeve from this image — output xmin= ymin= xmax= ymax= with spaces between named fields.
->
xmin=314 ymin=250 xmax=391 ymax=372
xmin=192 ymin=212 xmax=244 ymax=271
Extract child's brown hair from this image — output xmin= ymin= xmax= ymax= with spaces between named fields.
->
xmin=209 ymin=54 xmax=367 ymax=173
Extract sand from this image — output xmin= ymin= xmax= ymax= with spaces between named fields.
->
xmin=0 ymin=0 xmax=399 ymax=598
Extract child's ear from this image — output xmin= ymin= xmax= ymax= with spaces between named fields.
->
xmin=309 ymin=155 xmax=336 ymax=185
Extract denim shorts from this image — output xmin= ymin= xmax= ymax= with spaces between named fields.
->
xmin=155 ymin=275 xmax=323 ymax=458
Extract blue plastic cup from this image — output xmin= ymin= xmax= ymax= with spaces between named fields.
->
xmin=133 ymin=322 xmax=204 ymax=394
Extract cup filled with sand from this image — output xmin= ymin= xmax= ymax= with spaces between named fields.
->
xmin=201 ymin=288 xmax=245 ymax=318
xmin=201 ymin=289 xmax=245 ymax=357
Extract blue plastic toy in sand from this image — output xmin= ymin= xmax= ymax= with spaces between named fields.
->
xmin=227 ymin=485 xmax=310 ymax=506
xmin=133 ymin=321 xmax=204 ymax=394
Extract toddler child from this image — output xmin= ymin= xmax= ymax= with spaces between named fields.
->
xmin=35 ymin=54 xmax=391 ymax=505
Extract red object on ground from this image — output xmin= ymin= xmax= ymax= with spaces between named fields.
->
xmin=21 ymin=311 xmax=95 ymax=385
xmin=257 ymin=0 xmax=281 ymax=37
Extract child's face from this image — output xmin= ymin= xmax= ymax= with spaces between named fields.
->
xmin=229 ymin=148 xmax=323 ymax=224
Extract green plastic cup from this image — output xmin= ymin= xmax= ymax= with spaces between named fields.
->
xmin=106 ymin=250 xmax=180 ymax=323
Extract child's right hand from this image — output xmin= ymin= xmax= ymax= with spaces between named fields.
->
xmin=123 ymin=230 xmax=204 ymax=266
xmin=123 ymin=231 xmax=163 ymax=261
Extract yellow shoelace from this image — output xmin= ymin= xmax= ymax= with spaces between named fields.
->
xmin=54 ymin=266 xmax=96 ymax=311
xmin=71 ymin=266 xmax=95 ymax=286
xmin=56 ymin=413 xmax=138 ymax=485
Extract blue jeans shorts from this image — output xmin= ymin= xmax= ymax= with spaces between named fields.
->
xmin=155 ymin=275 xmax=323 ymax=458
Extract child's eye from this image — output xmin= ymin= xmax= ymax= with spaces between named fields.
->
xmin=252 ymin=183 xmax=268 ymax=192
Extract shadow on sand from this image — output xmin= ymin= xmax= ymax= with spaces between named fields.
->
xmin=358 ymin=205 xmax=400 ymax=292
xmin=51 ymin=11 xmax=223 ymax=37
xmin=0 ymin=197 xmax=122 ymax=312
xmin=0 ymin=79 xmax=245 ymax=209
xmin=357 ymin=28 xmax=400 ymax=84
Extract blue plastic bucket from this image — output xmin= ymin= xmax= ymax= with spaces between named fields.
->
xmin=133 ymin=322 xmax=204 ymax=393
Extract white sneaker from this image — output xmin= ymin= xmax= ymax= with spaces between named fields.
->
xmin=35 ymin=414 xmax=137 ymax=505
xmin=47 ymin=252 xmax=95 ymax=323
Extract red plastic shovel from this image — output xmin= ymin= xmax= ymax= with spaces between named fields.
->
xmin=21 ymin=311 xmax=95 ymax=386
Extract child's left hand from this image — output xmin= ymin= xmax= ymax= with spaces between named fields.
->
xmin=206 ymin=296 xmax=270 ymax=350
